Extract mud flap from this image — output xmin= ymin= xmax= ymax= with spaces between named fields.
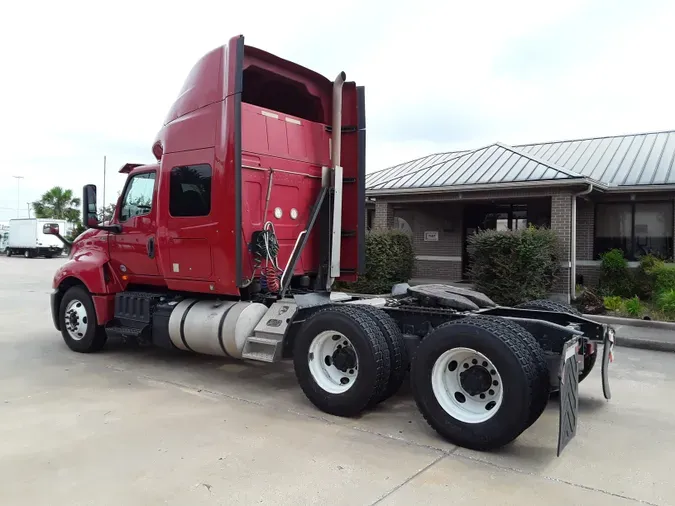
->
xmin=601 ymin=327 xmax=615 ymax=400
xmin=557 ymin=337 xmax=580 ymax=457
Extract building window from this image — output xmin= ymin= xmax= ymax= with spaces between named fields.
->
xmin=595 ymin=201 xmax=673 ymax=260
xmin=169 ymin=164 xmax=212 ymax=217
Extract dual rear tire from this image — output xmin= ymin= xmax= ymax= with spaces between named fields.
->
xmin=293 ymin=304 xmax=408 ymax=417
xmin=293 ymin=306 xmax=549 ymax=452
xmin=410 ymin=315 xmax=550 ymax=451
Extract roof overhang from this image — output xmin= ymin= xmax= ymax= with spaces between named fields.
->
xmin=366 ymin=177 xmax=606 ymax=198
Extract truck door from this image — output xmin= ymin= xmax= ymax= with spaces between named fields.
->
xmin=159 ymin=148 xmax=217 ymax=288
xmin=109 ymin=170 xmax=160 ymax=281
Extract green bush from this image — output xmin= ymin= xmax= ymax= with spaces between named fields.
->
xmin=599 ymin=249 xmax=635 ymax=297
xmin=466 ymin=225 xmax=560 ymax=306
xmin=657 ymin=289 xmax=675 ymax=315
xmin=634 ymin=254 xmax=664 ymax=299
xmin=603 ymin=295 xmax=623 ymax=311
xmin=338 ymin=230 xmax=415 ymax=294
xmin=653 ymin=263 xmax=675 ymax=295
xmin=622 ymin=296 xmax=643 ymax=317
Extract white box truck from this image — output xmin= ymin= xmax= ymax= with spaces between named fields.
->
xmin=6 ymin=218 xmax=66 ymax=258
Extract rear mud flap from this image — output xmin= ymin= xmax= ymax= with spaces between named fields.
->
xmin=557 ymin=337 xmax=580 ymax=457
xmin=601 ymin=327 xmax=615 ymax=400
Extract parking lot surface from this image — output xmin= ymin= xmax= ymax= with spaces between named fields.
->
xmin=1 ymin=256 xmax=674 ymax=505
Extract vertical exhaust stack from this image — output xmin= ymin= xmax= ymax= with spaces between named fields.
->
xmin=328 ymin=72 xmax=346 ymax=288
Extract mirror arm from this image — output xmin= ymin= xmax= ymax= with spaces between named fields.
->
xmin=53 ymin=233 xmax=73 ymax=248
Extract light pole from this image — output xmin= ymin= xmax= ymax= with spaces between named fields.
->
xmin=12 ymin=176 xmax=24 ymax=218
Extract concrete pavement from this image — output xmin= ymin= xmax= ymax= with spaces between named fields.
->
xmin=1 ymin=256 xmax=674 ymax=505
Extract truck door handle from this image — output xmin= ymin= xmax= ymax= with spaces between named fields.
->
xmin=147 ymin=237 xmax=155 ymax=259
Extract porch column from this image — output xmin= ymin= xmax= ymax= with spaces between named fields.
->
xmin=373 ymin=200 xmax=394 ymax=231
xmin=551 ymin=193 xmax=572 ymax=303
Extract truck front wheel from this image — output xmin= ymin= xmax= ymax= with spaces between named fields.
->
xmin=58 ymin=286 xmax=107 ymax=353
xmin=293 ymin=305 xmax=391 ymax=417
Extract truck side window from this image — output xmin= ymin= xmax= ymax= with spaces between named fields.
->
xmin=169 ymin=164 xmax=212 ymax=217
xmin=119 ymin=172 xmax=156 ymax=222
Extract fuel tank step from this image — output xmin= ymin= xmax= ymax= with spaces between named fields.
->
xmin=242 ymin=336 xmax=283 ymax=363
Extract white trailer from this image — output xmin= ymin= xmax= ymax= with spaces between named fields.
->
xmin=6 ymin=218 xmax=66 ymax=258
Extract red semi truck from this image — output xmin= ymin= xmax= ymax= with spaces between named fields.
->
xmin=47 ymin=35 xmax=615 ymax=455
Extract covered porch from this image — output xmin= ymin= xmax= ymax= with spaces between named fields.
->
xmin=366 ymin=186 xmax=582 ymax=302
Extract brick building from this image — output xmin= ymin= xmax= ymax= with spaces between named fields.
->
xmin=365 ymin=130 xmax=675 ymax=303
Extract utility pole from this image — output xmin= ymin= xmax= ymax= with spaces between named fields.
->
xmin=12 ymin=176 xmax=24 ymax=218
xmin=27 ymin=202 xmax=31 ymax=218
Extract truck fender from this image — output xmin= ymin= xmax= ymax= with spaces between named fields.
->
xmin=52 ymin=252 xmax=122 ymax=328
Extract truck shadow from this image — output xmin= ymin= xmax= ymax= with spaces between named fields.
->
xmin=97 ymin=337 xmax=604 ymax=466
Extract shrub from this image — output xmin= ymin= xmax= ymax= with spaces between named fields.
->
xmin=657 ymin=289 xmax=675 ymax=315
xmin=603 ymin=295 xmax=623 ymax=312
xmin=467 ymin=225 xmax=560 ymax=306
xmin=599 ymin=249 xmax=635 ymax=298
xmin=653 ymin=263 xmax=675 ymax=295
xmin=622 ymin=296 xmax=643 ymax=317
xmin=338 ymin=230 xmax=415 ymax=294
xmin=634 ymin=254 xmax=664 ymax=299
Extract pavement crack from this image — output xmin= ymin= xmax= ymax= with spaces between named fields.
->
xmin=369 ymin=454 xmax=446 ymax=505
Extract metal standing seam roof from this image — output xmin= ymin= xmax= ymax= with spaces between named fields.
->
xmin=366 ymin=142 xmax=586 ymax=191
xmin=367 ymin=129 xmax=675 ymax=191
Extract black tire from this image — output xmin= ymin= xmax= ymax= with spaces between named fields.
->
xmin=293 ymin=305 xmax=391 ymax=417
xmin=477 ymin=316 xmax=550 ymax=429
xmin=516 ymin=299 xmax=596 ymax=386
xmin=353 ymin=304 xmax=409 ymax=405
xmin=410 ymin=315 xmax=539 ymax=451
xmin=59 ymin=286 xmax=107 ymax=353
xmin=516 ymin=299 xmax=582 ymax=316
xmin=5 ymin=249 xmax=10 ymax=257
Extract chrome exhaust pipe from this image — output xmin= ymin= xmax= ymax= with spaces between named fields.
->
xmin=331 ymin=71 xmax=346 ymax=167
xmin=328 ymin=71 xmax=346 ymax=285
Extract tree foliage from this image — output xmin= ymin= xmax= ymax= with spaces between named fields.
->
xmin=32 ymin=187 xmax=81 ymax=222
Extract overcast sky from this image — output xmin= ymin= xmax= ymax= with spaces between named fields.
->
xmin=1 ymin=0 xmax=674 ymax=221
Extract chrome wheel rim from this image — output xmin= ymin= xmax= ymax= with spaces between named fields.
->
xmin=64 ymin=299 xmax=89 ymax=341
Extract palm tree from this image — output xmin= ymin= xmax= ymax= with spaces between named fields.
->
xmin=32 ymin=187 xmax=81 ymax=220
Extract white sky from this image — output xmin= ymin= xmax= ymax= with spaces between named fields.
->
xmin=1 ymin=0 xmax=674 ymax=221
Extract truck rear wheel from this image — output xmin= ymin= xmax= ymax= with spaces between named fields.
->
xmin=293 ymin=305 xmax=391 ymax=417
xmin=515 ymin=299 xmax=596 ymax=383
xmin=477 ymin=315 xmax=550 ymax=429
xmin=354 ymin=304 xmax=409 ymax=405
xmin=59 ymin=286 xmax=107 ymax=353
xmin=410 ymin=315 xmax=540 ymax=451
xmin=516 ymin=299 xmax=582 ymax=316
